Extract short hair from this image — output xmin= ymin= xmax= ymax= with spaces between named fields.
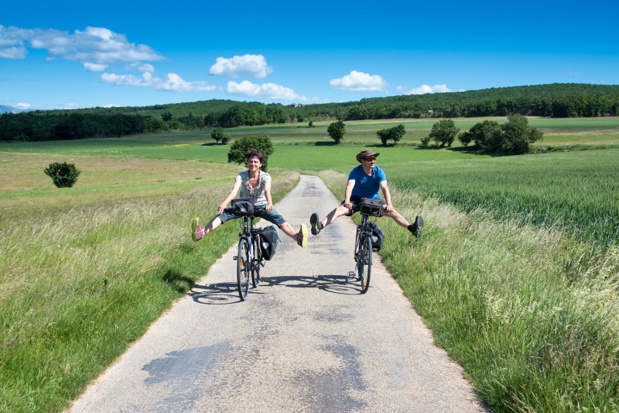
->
xmin=247 ymin=150 xmax=265 ymax=164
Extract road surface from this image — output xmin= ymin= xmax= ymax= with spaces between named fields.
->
xmin=69 ymin=175 xmax=485 ymax=412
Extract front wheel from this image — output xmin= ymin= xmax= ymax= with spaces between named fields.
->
xmin=356 ymin=234 xmax=372 ymax=294
xmin=236 ymin=238 xmax=250 ymax=300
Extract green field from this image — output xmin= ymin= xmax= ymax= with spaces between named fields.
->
xmin=1 ymin=117 xmax=618 ymax=412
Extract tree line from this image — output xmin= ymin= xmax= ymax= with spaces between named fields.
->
xmin=1 ymin=83 xmax=618 ymax=142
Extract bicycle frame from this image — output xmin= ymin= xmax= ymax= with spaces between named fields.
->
xmin=353 ymin=212 xmax=379 ymax=294
xmin=233 ymin=211 xmax=265 ymax=300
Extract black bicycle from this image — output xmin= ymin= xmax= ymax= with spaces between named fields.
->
xmin=352 ymin=198 xmax=384 ymax=294
xmin=225 ymin=200 xmax=265 ymax=301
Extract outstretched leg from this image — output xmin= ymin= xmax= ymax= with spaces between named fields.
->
xmin=310 ymin=205 xmax=351 ymax=236
xmin=192 ymin=216 xmax=223 ymax=241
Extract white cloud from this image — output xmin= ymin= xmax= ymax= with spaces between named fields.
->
xmin=0 ymin=46 xmax=27 ymax=59
xmin=227 ymin=80 xmax=305 ymax=101
xmin=398 ymin=84 xmax=452 ymax=95
xmin=16 ymin=102 xmax=31 ymax=109
xmin=210 ymin=54 xmax=273 ymax=78
xmin=329 ymin=71 xmax=388 ymax=92
xmin=0 ymin=25 xmax=163 ymax=67
xmin=101 ymin=70 xmax=216 ymax=92
xmin=84 ymin=62 xmax=107 ymax=72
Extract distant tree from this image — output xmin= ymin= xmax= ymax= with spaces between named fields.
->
xmin=211 ymin=127 xmax=229 ymax=145
xmin=377 ymin=124 xmax=406 ymax=146
xmin=228 ymin=135 xmax=274 ymax=171
xmin=327 ymin=120 xmax=346 ymax=144
xmin=161 ymin=111 xmax=174 ymax=122
xmin=460 ymin=120 xmax=502 ymax=149
xmin=44 ymin=162 xmax=81 ymax=188
xmin=500 ymin=114 xmax=543 ymax=154
xmin=428 ymin=119 xmax=460 ymax=147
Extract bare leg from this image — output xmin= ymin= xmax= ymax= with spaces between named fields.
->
xmin=280 ymin=222 xmax=299 ymax=240
xmin=204 ymin=216 xmax=223 ymax=234
xmin=322 ymin=205 xmax=351 ymax=228
xmin=382 ymin=208 xmax=411 ymax=228
xmin=281 ymin=222 xmax=307 ymax=247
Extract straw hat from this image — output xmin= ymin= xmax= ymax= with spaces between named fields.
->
xmin=356 ymin=149 xmax=380 ymax=162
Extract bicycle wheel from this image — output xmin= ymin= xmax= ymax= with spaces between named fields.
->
xmin=251 ymin=236 xmax=261 ymax=288
xmin=356 ymin=234 xmax=372 ymax=294
xmin=236 ymin=238 xmax=250 ymax=300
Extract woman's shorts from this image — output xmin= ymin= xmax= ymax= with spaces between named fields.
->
xmin=218 ymin=204 xmax=286 ymax=227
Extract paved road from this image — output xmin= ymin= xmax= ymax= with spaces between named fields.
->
xmin=69 ymin=175 xmax=484 ymax=412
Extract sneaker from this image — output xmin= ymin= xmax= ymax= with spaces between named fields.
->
xmin=297 ymin=224 xmax=308 ymax=248
xmin=310 ymin=213 xmax=323 ymax=236
xmin=408 ymin=216 xmax=424 ymax=238
xmin=192 ymin=217 xmax=205 ymax=242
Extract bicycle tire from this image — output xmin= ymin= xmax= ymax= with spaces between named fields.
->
xmin=236 ymin=238 xmax=250 ymax=300
xmin=251 ymin=235 xmax=261 ymax=288
xmin=358 ymin=234 xmax=372 ymax=294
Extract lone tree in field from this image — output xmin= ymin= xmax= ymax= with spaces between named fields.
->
xmin=377 ymin=124 xmax=406 ymax=146
xmin=211 ymin=127 xmax=230 ymax=145
xmin=44 ymin=162 xmax=81 ymax=188
xmin=228 ymin=135 xmax=274 ymax=171
xmin=428 ymin=119 xmax=460 ymax=147
xmin=327 ymin=120 xmax=346 ymax=144
xmin=500 ymin=114 xmax=543 ymax=154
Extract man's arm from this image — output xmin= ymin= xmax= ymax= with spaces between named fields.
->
xmin=343 ymin=179 xmax=356 ymax=209
xmin=380 ymin=180 xmax=394 ymax=212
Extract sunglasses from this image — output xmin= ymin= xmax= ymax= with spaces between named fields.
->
xmin=364 ymin=157 xmax=377 ymax=162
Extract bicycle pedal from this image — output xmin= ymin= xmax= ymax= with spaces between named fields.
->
xmin=348 ymin=271 xmax=355 ymax=278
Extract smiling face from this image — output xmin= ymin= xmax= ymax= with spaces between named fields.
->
xmin=247 ymin=155 xmax=262 ymax=171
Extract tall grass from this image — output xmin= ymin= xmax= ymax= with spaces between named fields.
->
xmin=0 ymin=156 xmax=298 ymax=412
xmin=391 ymin=149 xmax=619 ymax=246
xmin=318 ymin=170 xmax=619 ymax=412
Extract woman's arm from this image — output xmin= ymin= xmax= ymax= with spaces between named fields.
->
xmin=218 ymin=179 xmax=242 ymax=214
xmin=264 ymin=178 xmax=273 ymax=212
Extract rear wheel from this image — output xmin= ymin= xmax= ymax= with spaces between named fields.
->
xmin=236 ymin=238 xmax=250 ymax=300
xmin=356 ymin=234 xmax=372 ymax=294
xmin=251 ymin=237 xmax=261 ymax=288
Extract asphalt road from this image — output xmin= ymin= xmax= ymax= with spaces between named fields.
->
xmin=69 ymin=175 xmax=485 ymax=412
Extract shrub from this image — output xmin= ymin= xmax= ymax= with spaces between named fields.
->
xmin=377 ymin=124 xmax=406 ymax=146
xmin=327 ymin=120 xmax=346 ymax=144
xmin=211 ymin=127 xmax=229 ymax=145
xmin=428 ymin=119 xmax=460 ymax=147
xmin=44 ymin=162 xmax=81 ymax=188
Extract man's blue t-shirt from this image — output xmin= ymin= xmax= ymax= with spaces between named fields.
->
xmin=349 ymin=165 xmax=386 ymax=200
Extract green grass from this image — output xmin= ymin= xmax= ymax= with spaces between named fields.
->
xmin=1 ymin=116 xmax=619 ymax=412
xmin=390 ymin=149 xmax=619 ymax=245
xmin=318 ymin=171 xmax=619 ymax=413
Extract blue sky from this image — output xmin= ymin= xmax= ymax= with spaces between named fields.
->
xmin=1 ymin=0 xmax=617 ymax=111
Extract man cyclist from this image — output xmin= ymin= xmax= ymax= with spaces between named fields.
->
xmin=309 ymin=149 xmax=423 ymax=238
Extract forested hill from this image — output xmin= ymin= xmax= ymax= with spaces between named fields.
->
xmin=2 ymin=83 xmax=619 ymax=142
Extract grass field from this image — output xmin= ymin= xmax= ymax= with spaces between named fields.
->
xmin=1 ymin=117 xmax=618 ymax=412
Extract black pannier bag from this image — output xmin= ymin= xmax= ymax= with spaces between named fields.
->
xmin=368 ymin=222 xmax=384 ymax=251
xmin=231 ymin=199 xmax=254 ymax=216
xmin=359 ymin=198 xmax=384 ymax=216
xmin=259 ymin=225 xmax=279 ymax=260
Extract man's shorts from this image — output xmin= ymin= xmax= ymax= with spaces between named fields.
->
xmin=219 ymin=204 xmax=286 ymax=227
